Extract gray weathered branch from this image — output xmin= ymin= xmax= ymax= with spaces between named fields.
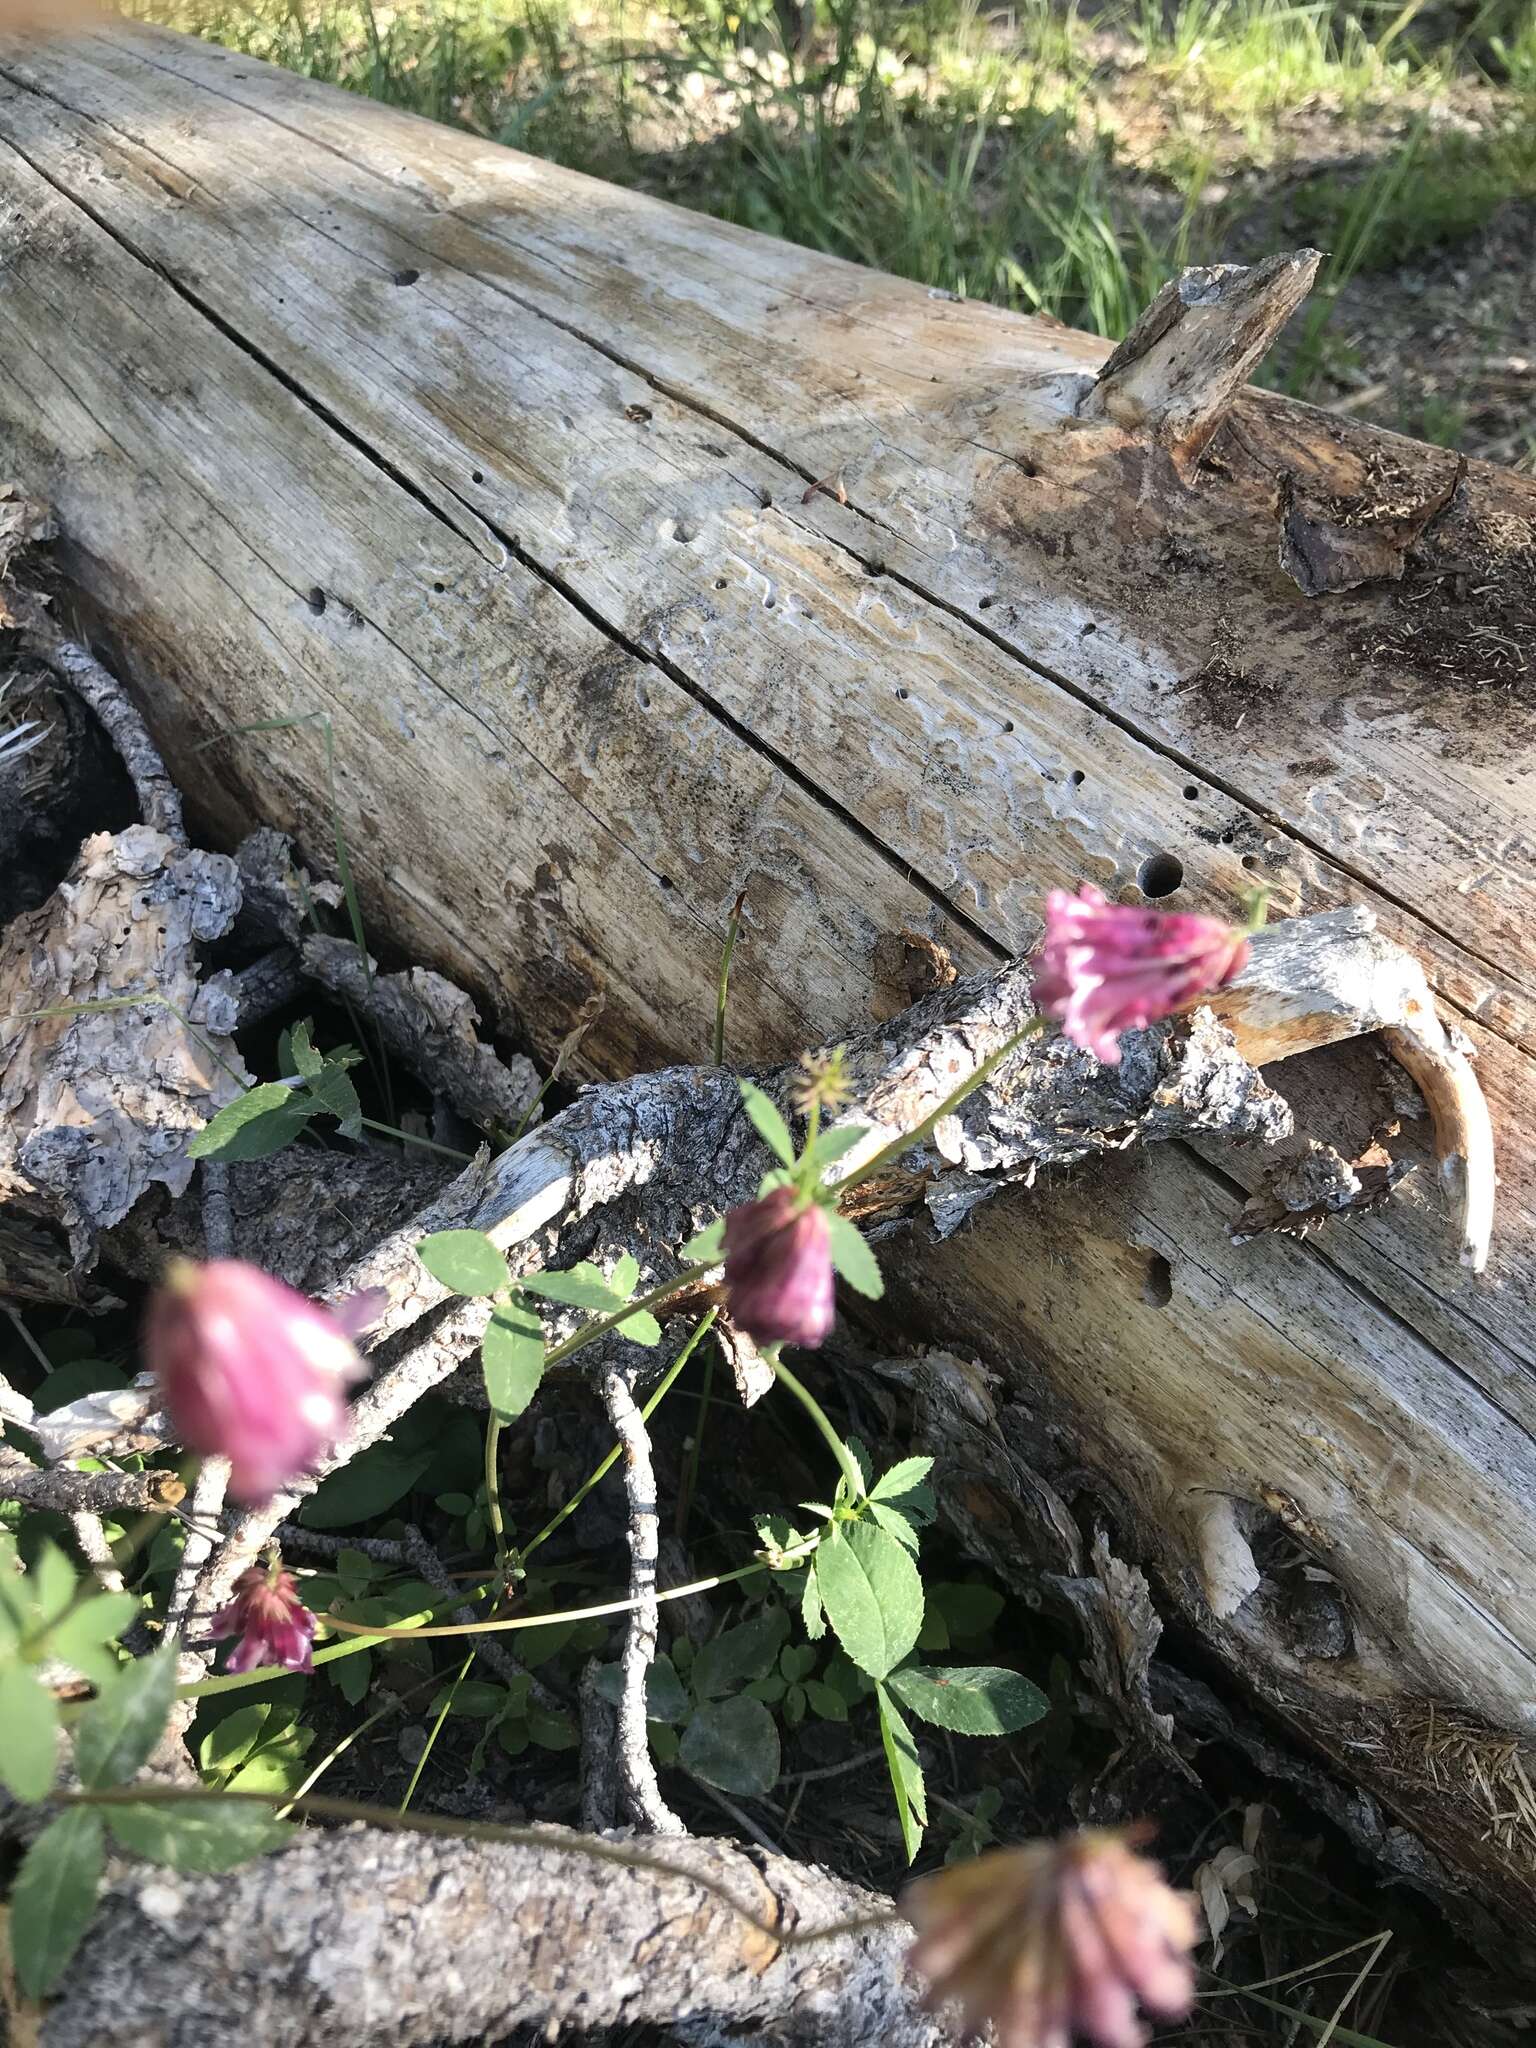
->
xmin=46 ymin=1824 xmax=942 ymax=2048
xmin=301 ymin=935 xmax=540 ymax=1136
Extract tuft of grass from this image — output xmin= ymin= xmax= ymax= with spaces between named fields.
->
xmin=129 ymin=0 xmax=1536 ymax=424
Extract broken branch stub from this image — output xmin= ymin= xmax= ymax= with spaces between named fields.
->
xmin=1078 ymin=250 xmax=1322 ymax=477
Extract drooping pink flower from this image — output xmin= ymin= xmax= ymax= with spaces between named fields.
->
xmin=145 ymin=1258 xmax=372 ymax=1503
xmin=903 ymin=1830 xmax=1199 ymax=2048
xmin=205 ymin=1561 xmax=317 ymax=1674
xmin=722 ymin=1185 xmax=836 ymax=1349
xmin=1033 ymin=886 xmax=1250 ymax=1065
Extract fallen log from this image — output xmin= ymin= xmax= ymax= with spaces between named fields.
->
xmin=1 ymin=18 xmax=1534 ymax=1938
xmin=37 ymin=1823 xmax=938 ymax=2048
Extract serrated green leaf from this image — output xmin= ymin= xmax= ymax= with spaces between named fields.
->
xmin=74 ymin=1646 xmax=178 ymax=1789
xmin=740 ymin=1082 xmax=796 ymax=1167
xmin=610 ymin=1253 xmax=640 ymax=1298
xmin=887 ymin=1665 xmax=1049 ymax=1736
xmin=335 ymin=1549 xmax=377 ymax=1598
xmin=0 ymin=1666 xmax=58 ymax=1801
xmin=482 ymin=1304 xmax=545 ymax=1422
xmin=871 ymin=1456 xmax=935 ymax=1502
xmin=824 ymin=1212 xmax=884 ymax=1298
xmin=227 ymin=1723 xmax=314 ymax=1797
xmin=417 ymin=1229 xmax=511 ymax=1297
xmin=10 ymin=1809 xmax=104 ymax=1997
xmin=188 ymin=1084 xmax=314 ymax=1162
xmin=680 ymin=1695 xmax=781 ymax=1795
xmin=844 ymin=1437 xmax=875 ymax=1493
xmin=681 ymin=1218 xmax=726 ymax=1264
xmin=876 ymin=1682 xmax=926 ymax=1864
xmin=806 ymin=1124 xmax=870 ymax=1169
xmin=518 ymin=1264 xmax=624 ymax=1312
xmin=105 ymin=1798 xmax=289 ymax=1872
xmin=814 ymin=1522 xmax=924 ymax=1680
xmin=801 ymin=1559 xmax=826 ymax=1641
xmin=868 ymin=1501 xmax=921 ymax=1552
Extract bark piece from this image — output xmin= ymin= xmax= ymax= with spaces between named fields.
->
xmin=1078 ymin=251 xmax=1322 ymax=475
xmin=44 ymin=1826 xmax=942 ymax=2048
xmin=1229 ymin=1136 xmax=1407 ymax=1245
xmin=301 ymin=935 xmax=540 ymax=1136
xmin=0 ymin=827 xmax=248 ymax=1257
xmin=1276 ymin=456 xmax=1466 ymax=596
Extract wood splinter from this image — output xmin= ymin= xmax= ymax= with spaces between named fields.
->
xmin=1078 ymin=249 xmax=1323 ymax=478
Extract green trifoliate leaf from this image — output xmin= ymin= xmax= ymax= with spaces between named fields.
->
xmin=886 ymin=1664 xmax=1049 ymax=1736
xmin=518 ymin=1264 xmax=625 ymax=1312
xmin=418 ymin=1230 xmax=512 ymax=1297
xmin=680 ymin=1695 xmax=781 ymax=1796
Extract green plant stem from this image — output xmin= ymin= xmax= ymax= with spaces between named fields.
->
xmin=769 ymin=1355 xmax=865 ymax=1500
xmin=359 ymin=1116 xmax=474 ymax=1161
xmin=524 ymin=1309 xmax=717 ymax=1565
xmin=181 ymin=1557 xmax=786 ymax=1703
xmin=541 ymin=1262 xmax=714 ymax=1370
xmin=836 ymin=1016 xmax=1046 ymax=1198
xmin=279 ymin=1666 xmax=445 ymax=1814
xmin=485 ymin=1415 xmax=509 ymax=1574
xmin=713 ymin=888 xmax=746 ymax=1067
xmin=67 ymin=1783 xmax=895 ymax=1950
xmin=400 ymin=1651 xmax=475 ymax=1813
xmin=673 ymin=1339 xmax=715 ymax=1543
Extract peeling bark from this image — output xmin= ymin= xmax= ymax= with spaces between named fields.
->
xmin=0 ymin=826 xmax=248 ymax=1259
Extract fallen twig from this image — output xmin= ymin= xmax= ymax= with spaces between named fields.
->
xmin=14 ymin=597 xmax=186 ymax=847
xmin=0 ymin=1448 xmax=184 ymax=1514
xmin=399 ymin=1523 xmax=558 ymax=1709
xmin=301 ymin=935 xmax=540 ymax=1136
xmin=601 ymin=1363 xmax=687 ymax=1835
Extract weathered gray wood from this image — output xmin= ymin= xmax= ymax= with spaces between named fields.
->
xmin=2 ymin=20 xmax=1534 ymax=1930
